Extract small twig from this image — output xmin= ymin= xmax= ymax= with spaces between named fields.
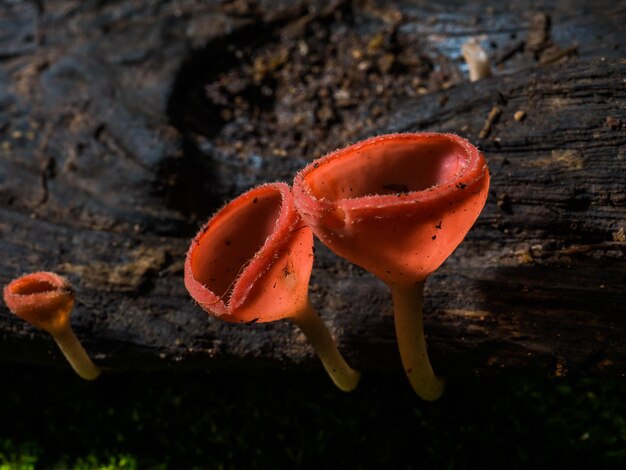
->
xmin=539 ymin=44 xmax=578 ymax=65
xmin=478 ymin=106 xmax=502 ymax=139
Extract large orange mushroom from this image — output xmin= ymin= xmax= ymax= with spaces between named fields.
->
xmin=184 ymin=182 xmax=360 ymax=392
xmin=3 ymin=272 xmax=101 ymax=380
xmin=293 ymin=133 xmax=490 ymax=400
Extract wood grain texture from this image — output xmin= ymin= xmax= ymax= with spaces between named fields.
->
xmin=0 ymin=0 xmax=624 ymax=377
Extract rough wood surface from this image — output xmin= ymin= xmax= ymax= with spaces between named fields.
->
xmin=0 ymin=0 xmax=624 ymax=377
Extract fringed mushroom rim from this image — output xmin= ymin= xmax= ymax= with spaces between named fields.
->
xmin=293 ymin=133 xmax=488 ymax=219
xmin=184 ymin=182 xmax=302 ymax=318
xmin=3 ymin=272 xmax=73 ymax=313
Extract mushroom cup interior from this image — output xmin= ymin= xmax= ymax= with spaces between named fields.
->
xmin=3 ymin=273 xmax=74 ymax=332
xmin=190 ymin=189 xmax=283 ymax=303
xmin=306 ymin=135 xmax=468 ymax=202
xmin=10 ymin=278 xmax=60 ymax=296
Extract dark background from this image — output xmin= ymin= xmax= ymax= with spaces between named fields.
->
xmin=2 ymin=365 xmax=626 ymax=468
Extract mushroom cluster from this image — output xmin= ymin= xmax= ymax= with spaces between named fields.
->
xmin=2 ymin=132 xmax=487 ymax=396
xmin=185 ymin=132 xmax=489 ymax=398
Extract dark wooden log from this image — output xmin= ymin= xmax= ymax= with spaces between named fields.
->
xmin=0 ymin=0 xmax=624 ymax=377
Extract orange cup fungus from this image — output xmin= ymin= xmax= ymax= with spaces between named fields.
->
xmin=293 ymin=133 xmax=490 ymax=399
xmin=3 ymin=272 xmax=101 ymax=380
xmin=184 ymin=182 xmax=360 ymax=392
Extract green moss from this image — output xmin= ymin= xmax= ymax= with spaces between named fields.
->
xmin=0 ymin=440 xmax=39 ymax=470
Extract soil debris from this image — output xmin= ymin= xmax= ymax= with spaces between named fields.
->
xmin=526 ymin=13 xmax=551 ymax=54
xmin=606 ymin=116 xmax=625 ymax=129
xmin=197 ymin=7 xmax=439 ymax=160
xmin=514 ymin=110 xmax=526 ymax=121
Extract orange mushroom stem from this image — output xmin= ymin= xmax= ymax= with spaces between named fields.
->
xmin=3 ymin=272 xmax=101 ymax=380
xmin=184 ymin=182 xmax=360 ymax=392
xmin=293 ymin=133 xmax=490 ymax=400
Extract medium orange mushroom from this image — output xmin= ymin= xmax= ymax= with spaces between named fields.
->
xmin=293 ymin=133 xmax=490 ymax=400
xmin=3 ymin=272 xmax=101 ymax=380
xmin=184 ymin=182 xmax=360 ymax=392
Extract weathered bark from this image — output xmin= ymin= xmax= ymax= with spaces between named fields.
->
xmin=0 ymin=0 xmax=624 ymax=377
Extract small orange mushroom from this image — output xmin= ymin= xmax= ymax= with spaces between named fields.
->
xmin=3 ymin=272 xmax=101 ymax=380
xmin=293 ymin=133 xmax=490 ymax=400
xmin=184 ymin=182 xmax=360 ymax=392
